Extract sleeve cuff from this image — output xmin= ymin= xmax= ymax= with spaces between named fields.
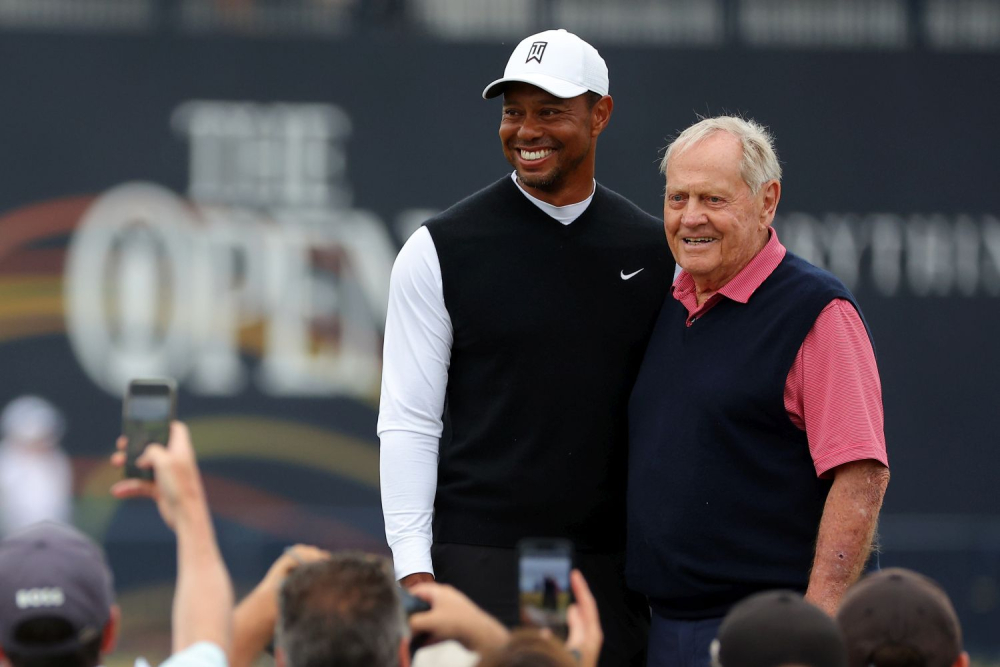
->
xmin=814 ymin=446 xmax=889 ymax=478
xmin=390 ymin=534 xmax=435 ymax=580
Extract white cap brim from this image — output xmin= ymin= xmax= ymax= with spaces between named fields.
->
xmin=482 ymin=73 xmax=590 ymax=100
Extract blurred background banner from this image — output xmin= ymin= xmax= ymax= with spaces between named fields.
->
xmin=1 ymin=0 xmax=998 ymax=660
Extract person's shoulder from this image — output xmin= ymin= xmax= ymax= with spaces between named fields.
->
xmin=778 ymin=252 xmax=858 ymax=303
xmin=425 ymin=175 xmax=514 ymax=229
xmin=392 ymin=226 xmax=437 ymax=275
xmin=592 ymin=183 xmax=662 ymax=228
xmin=783 ymin=252 xmax=848 ymax=288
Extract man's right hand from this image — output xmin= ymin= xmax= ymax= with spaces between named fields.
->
xmin=565 ymin=569 xmax=603 ymax=667
xmin=408 ymin=582 xmax=509 ymax=654
xmin=110 ymin=421 xmax=205 ymax=530
xmin=401 ymin=572 xmax=435 ymax=588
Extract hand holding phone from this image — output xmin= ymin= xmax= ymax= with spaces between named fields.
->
xmin=518 ymin=538 xmax=574 ymax=639
xmin=122 ymin=379 xmax=177 ymax=479
xmin=111 ymin=420 xmax=204 ymax=530
xmin=406 ymin=582 xmax=510 ymax=655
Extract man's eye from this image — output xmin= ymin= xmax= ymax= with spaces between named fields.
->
xmin=668 ymin=194 xmax=684 ymax=203
xmin=707 ymin=196 xmax=722 ymax=204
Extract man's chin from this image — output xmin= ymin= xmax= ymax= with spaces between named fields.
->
xmin=517 ymin=169 xmax=559 ymax=191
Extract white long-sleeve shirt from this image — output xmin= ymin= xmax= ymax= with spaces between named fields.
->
xmin=377 ymin=174 xmax=594 ymax=579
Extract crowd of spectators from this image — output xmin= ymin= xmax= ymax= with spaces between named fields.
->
xmin=0 ymin=421 xmax=967 ymax=667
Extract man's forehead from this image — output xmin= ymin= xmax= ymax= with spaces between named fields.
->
xmin=678 ymin=131 xmax=742 ymax=159
xmin=668 ymin=135 xmax=743 ymax=177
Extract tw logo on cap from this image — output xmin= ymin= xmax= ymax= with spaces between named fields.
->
xmin=526 ymin=41 xmax=547 ymax=64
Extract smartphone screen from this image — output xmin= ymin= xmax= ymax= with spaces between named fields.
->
xmin=518 ymin=538 xmax=573 ymax=638
xmin=122 ymin=379 xmax=176 ymax=480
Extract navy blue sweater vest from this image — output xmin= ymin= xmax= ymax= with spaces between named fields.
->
xmin=626 ymin=252 xmax=871 ymax=618
xmin=426 ymin=175 xmax=673 ymax=551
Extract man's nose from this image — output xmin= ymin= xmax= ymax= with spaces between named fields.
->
xmin=517 ymin=115 xmax=543 ymax=141
xmin=679 ymin=201 xmax=707 ymax=226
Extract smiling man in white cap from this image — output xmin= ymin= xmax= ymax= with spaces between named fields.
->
xmin=378 ymin=28 xmax=674 ymax=666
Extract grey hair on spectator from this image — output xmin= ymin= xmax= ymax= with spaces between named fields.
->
xmin=659 ymin=116 xmax=782 ymax=193
xmin=277 ymin=553 xmax=407 ymax=667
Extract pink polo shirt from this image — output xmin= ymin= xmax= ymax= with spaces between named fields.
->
xmin=671 ymin=230 xmax=888 ymax=477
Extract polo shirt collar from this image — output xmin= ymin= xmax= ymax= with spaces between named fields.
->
xmin=672 ymin=228 xmax=787 ymax=304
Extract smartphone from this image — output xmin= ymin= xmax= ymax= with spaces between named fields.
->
xmin=517 ymin=538 xmax=574 ymax=638
xmin=122 ymin=379 xmax=177 ymax=480
xmin=400 ymin=586 xmax=433 ymax=658
xmin=399 ymin=586 xmax=431 ymax=616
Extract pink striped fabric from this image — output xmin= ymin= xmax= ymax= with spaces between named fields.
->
xmin=670 ymin=230 xmax=888 ymax=477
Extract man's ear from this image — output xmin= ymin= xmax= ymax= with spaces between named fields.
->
xmin=0 ymin=642 xmax=10 ymax=667
xmin=759 ymin=179 xmax=781 ymax=229
xmin=590 ymin=95 xmax=614 ymax=137
xmin=953 ymin=651 xmax=970 ymax=667
xmin=399 ymin=637 xmax=411 ymax=667
xmin=275 ymin=646 xmax=287 ymax=667
xmin=101 ymin=604 xmax=121 ymax=656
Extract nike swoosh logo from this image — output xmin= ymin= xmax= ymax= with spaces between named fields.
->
xmin=620 ymin=268 xmax=644 ymax=280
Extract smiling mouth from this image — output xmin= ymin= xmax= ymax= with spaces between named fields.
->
xmin=683 ymin=238 xmax=717 ymax=245
xmin=518 ymin=148 xmax=553 ymax=161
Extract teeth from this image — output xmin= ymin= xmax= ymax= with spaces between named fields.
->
xmin=684 ymin=238 xmax=715 ymax=244
xmin=520 ymin=149 xmax=553 ymax=161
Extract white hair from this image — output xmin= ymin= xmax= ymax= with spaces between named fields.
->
xmin=659 ymin=116 xmax=782 ymax=194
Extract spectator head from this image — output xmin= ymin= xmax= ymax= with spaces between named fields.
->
xmin=477 ymin=630 xmax=577 ymax=667
xmin=0 ymin=397 xmax=65 ymax=447
xmin=710 ymin=590 xmax=847 ymax=667
xmin=837 ymin=568 xmax=967 ymax=667
xmin=276 ymin=553 xmax=409 ymax=667
xmin=0 ymin=522 xmax=118 ymax=667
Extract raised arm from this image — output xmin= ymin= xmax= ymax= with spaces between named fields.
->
xmin=230 ymin=545 xmax=330 ymax=667
xmin=111 ymin=422 xmax=234 ymax=654
xmin=378 ymin=226 xmax=453 ymax=583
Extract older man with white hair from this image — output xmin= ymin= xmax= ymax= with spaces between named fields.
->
xmin=627 ymin=116 xmax=891 ymax=667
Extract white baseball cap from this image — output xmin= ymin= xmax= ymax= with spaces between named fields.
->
xmin=482 ymin=29 xmax=609 ymax=100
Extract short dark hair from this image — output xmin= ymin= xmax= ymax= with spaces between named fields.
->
xmin=5 ymin=617 xmax=102 ymax=667
xmin=584 ymin=91 xmax=603 ymax=109
xmin=837 ymin=568 xmax=962 ymax=667
xmin=277 ymin=553 xmax=406 ymax=667
xmin=713 ymin=591 xmax=846 ymax=667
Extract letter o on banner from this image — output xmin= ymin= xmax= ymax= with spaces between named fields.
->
xmin=65 ymin=183 xmax=197 ymax=397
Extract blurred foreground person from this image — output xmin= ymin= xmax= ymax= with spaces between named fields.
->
xmin=837 ymin=568 xmax=968 ymax=667
xmin=0 ymin=522 xmax=118 ymax=667
xmin=710 ymin=590 xmax=846 ymax=667
xmin=276 ymin=554 xmax=411 ymax=667
xmin=0 ymin=396 xmax=72 ymax=535
xmin=628 ymin=115 xmax=889 ymax=667
xmin=229 ymin=545 xmax=331 ymax=667
xmin=379 ymin=27 xmax=671 ymax=666
xmin=274 ymin=554 xmax=557 ymax=667
xmin=227 ymin=549 xmax=497 ymax=667
xmin=0 ymin=421 xmax=232 ymax=667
